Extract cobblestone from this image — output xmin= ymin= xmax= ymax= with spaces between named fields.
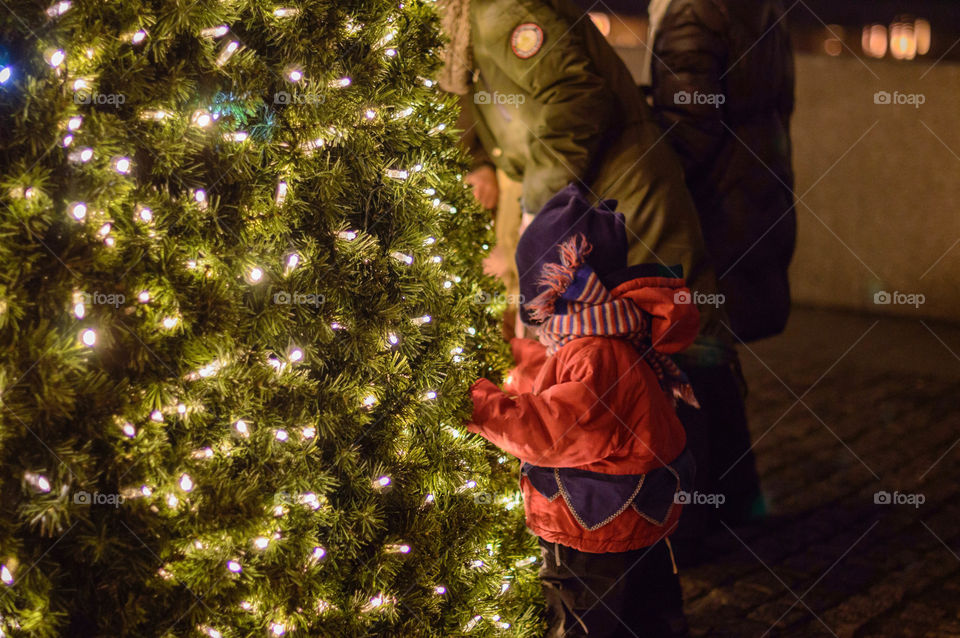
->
xmin=681 ymin=308 xmax=960 ymax=637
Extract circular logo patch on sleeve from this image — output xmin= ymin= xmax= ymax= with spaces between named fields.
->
xmin=511 ymin=23 xmax=544 ymax=59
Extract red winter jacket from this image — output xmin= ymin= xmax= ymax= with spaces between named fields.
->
xmin=468 ymin=277 xmax=699 ymax=553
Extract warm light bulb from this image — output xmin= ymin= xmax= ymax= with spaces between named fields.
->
xmin=311 ymin=546 xmax=326 ymax=561
xmin=162 ymin=317 xmax=178 ymax=329
xmin=122 ymin=423 xmax=136 ymax=437
xmin=67 ymin=116 xmax=82 ymax=131
xmin=131 ymin=30 xmax=147 ymax=44
xmin=248 ymin=266 xmax=263 ymax=283
xmin=191 ymin=110 xmax=212 ymax=127
xmin=217 ymin=40 xmax=239 ymax=65
xmin=136 ymin=206 xmax=153 ymax=222
xmin=69 ymin=202 xmax=87 ymax=220
xmin=200 ymin=25 xmax=229 ymax=38
xmin=365 ymin=109 xmax=376 ymax=119
xmin=288 ymin=348 xmax=303 ymax=362
xmin=1 ymin=565 xmax=12 ymax=585
xmin=254 ymin=537 xmax=269 ymax=549
xmin=45 ymin=48 xmax=65 ymax=67
xmin=275 ymin=429 xmax=288 ymax=441
xmin=81 ymin=328 xmax=96 ymax=346
xmin=301 ymin=426 xmax=315 ymax=439
xmin=150 ymin=410 xmax=163 ymax=422
xmin=235 ymin=419 xmax=249 ymax=436
xmin=179 ymin=474 xmax=193 ymax=491
xmin=138 ymin=291 xmax=150 ymax=303
xmin=270 ymin=623 xmax=285 ymax=636
xmin=363 ymin=395 xmax=377 ymax=407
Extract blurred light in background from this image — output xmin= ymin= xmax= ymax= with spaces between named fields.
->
xmin=862 ymin=24 xmax=888 ymax=58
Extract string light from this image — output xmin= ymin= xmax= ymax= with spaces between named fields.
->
xmin=365 ymin=109 xmax=376 ymax=119
xmin=275 ymin=429 xmax=288 ymax=442
xmin=113 ymin=156 xmax=131 ymax=174
xmin=24 ymin=472 xmax=51 ymax=493
xmin=81 ymin=328 xmax=96 ymax=346
xmin=137 ymin=290 xmax=150 ymax=303
xmin=373 ymin=475 xmax=391 ymax=490
xmin=330 ymin=77 xmax=351 ymax=88
xmin=270 ymin=622 xmax=286 ymax=636
xmin=413 ymin=315 xmax=431 ymax=325
xmin=121 ymin=422 xmax=136 ymax=437
xmin=0 ymin=66 xmax=10 ymax=84
xmin=68 ymin=147 xmax=94 ymax=163
xmin=130 ymin=30 xmax=147 ymax=44
xmin=227 ymin=560 xmax=242 ymax=573
xmin=390 ymin=252 xmax=413 ymax=265
xmin=309 ymin=546 xmax=326 ymax=563
xmin=224 ymin=131 xmax=248 ymax=142
xmin=385 ymin=543 xmax=411 ymax=554
xmin=254 ymin=537 xmax=270 ymax=549
xmin=363 ymin=395 xmax=377 ymax=408
xmin=44 ymin=48 xmax=65 ymax=67
xmin=136 ymin=205 xmax=153 ymax=222
xmin=385 ymin=169 xmax=408 ymax=180
xmin=247 ymin=266 xmax=263 ymax=283
xmin=274 ymin=7 xmax=300 ymax=17
xmin=69 ymin=202 xmax=87 ymax=221
xmin=200 ymin=25 xmax=229 ymax=38
xmin=434 ymin=585 xmax=446 ymax=595
xmin=141 ymin=485 xmax=152 ymax=497
xmin=139 ymin=109 xmax=171 ymax=121
xmin=216 ymin=40 xmax=240 ymax=66
xmin=286 ymin=68 xmax=303 ymax=82
xmin=204 ymin=628 xmax=222 ymax=638
xmin=424 ymin=390 xmax=437 ymax=400
xmin=193 ymin=189 xmax=207 ymax=209
xmin=179 ymin=474 xmax=194 ymax=492
xmin=191 ymin=110 xmax=212 ymax=127
xmin=288 ymin=348 xmax=303 ymax=363
xmin=301 ymin=426 xmax=315 ymax=439
xmin=177 ymin=403 xmax=186 ymax=414
xmin=337 ymin=230 xmax=357 ymax=241
xmin=67 ymin=116 xmax=82 ymax=131
xmin=150 ymin=410 xmax=163 ymax=422
xmin=234 ymin=419 xmax=249 ymax=437
xmin=275 ymin=180 xmax=288 ymax=206
xmin=161 ymin=317 xmax=178 ymax=329
xmin=166 ymin=493 xmax=179 ymax=508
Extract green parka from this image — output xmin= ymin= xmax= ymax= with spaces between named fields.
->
xmin=461 ymin=0 xmax=729 ymax=348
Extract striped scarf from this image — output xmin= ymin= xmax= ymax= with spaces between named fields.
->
xmin=528 ymin=235 xmax=699 ymax=409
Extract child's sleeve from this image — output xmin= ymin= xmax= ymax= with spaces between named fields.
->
xmin=467 ymin=345 xmax=625 ymax=467
xmin=502 ymin=338 xmax=547 ymax=395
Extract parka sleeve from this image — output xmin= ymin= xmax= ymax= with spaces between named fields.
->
xmin=502 ymin=338 xmax=548 ymax=394
xmin=467 ymin=345 xmax=625 ymax=467
xmin=650 ymin=0 xmax=729 ymax=175
xmin=472 ymin=0 xmax=616 ymax=214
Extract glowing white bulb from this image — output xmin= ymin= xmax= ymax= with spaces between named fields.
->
xmin=67 ymin=116 xmax=82 ymax=131
xmin=302 ymin=426 xmax=316 ymax=439
xmin=443 ymin=280 xmax=453 ymax=289
xmin=363 ymin=395 xmax=377 ymax=407
xmin=179 ymin=474 xmax=193 ymax=492
xmin=288 ymin=348 xmax=303 ymax=362
xmin=385 ymin=169 xmax=408 ymax=180
xmin=166 ymin=493 xmax=179 ymax=508
xmin=239 ymin=601 xmax=252 ymax=610
xmin=424 ymin=493 xmax=435 ymax=504
xmin=338 ymin=230 xmax=357 ymax=241
xmin=1 ymin=565 xmax=13 ymax=585
xmin=248 ymin=267 xmax=263 ymax=283
xmin=131 ymin=30 xmax=147 ymax=44
xmin=388 ymin=333 xmax=399 ymax=345
xmin=311 ymin=546 xmax=326 ymax=561
xmin=122 ymin=423 xmax=136 ymax=437
xmin=81 ymin=328 xmax=96 ymax=346
xmin=424 ymin=78 xmax=435 ymax=87
xmin=227 ymin=560 xmax=242 ymax=573
xmin=434 ymin=585 xmax=446 ymax=595
xmin=275 ymin=181 xmax=288 ymax=206
xmin=69 ymin=202 xmax=87 ymax=220
xmin=73 ymin=301 xmax=85 ymax=319
xmin=34 ymin=474 xmax=51 ymax=492
xmin=69 ymin=147 xmax=94 ymax=163
xmin=205 ymin=628 xmax=222 ymax=638
xmin=287 ymin=69 xmax=303 ymax=82
xmin=0 ymin=66 xmax=10 ymax=84
xmin=150 ymin=410 xmax=163 ymax=422
xmin=385 ymin=48 xmax=397 ymax=57
xmin=136 ymin=206 xmax=153 ymax=222
xmin=234 ymin=419 xmax=249 ymax=436
xmin=98 ymin=223 xmax=111 ymax=238
xmin=424 ymin=236 xmax=436 ymax=245
xmin=162 ymin=317 xmax=178 ymax=329
xmin=217 ymin=40 xmax=239 ymax=65
xmin=224 ymin=131 xmax=247 ymax=142
xmin=414 ymin=315 xmax=432 ymax=325
xmin=332 ymin=77 xmax=351 ymax=87
xmin=375 ymin=476 xmax=391 ymax=489
xmin=254 ymin=536 xmax=269 ymax=549
xmin=140 ymin=485 xmax=152 ymax=497
xmin=365 ymin=109 xmax=376 ymax=119
xmin=177 ymin=403 xmax=186 ymax=414
xmin=139 ymin=109 xmax=171 ymax=121
xmin=270 ymin=623 xmax=286 ymax=636
xmin=46 ymin=48 xmax=65 ymax=67
xmin=274 ymin=7 xmax=299 ymax=16
xmin=200 ymin=25 xmax=229 ymax=38
xmin=284 ymin=253 xmax=299 ymax=272
xmin=301 ymin=493 xmax=320 ymax=509
xmin=138 ymin=290 xmax=150 ymax=303
xmin=275 ymin=429 xmax=288 ymax=441
xmin=424 ymin=391 xmax=437 ymax=400
xmin=192 ymin=110 xmax=212 ymax=127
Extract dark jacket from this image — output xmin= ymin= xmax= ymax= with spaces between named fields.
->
xmin=649 ymin=0 xmax=797 ymax=342
xmin=464 ymin=0 xmax=730 ymax=347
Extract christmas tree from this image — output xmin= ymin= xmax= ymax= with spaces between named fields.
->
xmin=0 ymin=0 xmax=541 ymax=635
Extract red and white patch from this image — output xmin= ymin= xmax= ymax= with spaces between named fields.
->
xmin=511 ymin=23 xmax=544 ymax=59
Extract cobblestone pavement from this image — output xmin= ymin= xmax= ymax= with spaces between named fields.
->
xmin=682 ymin=307 xmax=960 ymax=637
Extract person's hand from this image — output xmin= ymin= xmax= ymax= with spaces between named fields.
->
xmin=465 ymin=165 xmax=499 ymax=211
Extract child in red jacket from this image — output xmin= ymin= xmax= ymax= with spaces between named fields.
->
xmin=468 ymin=185 xmax=699 ymax=637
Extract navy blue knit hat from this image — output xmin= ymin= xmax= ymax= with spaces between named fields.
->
xmin=516 ymin=184 xmax=629 ymax=325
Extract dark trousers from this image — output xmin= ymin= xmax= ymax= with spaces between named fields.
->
xmin=539 ymin=538 xmax=688 ymax=638
xmin=675 ymin=356 xmax=762 ymax=538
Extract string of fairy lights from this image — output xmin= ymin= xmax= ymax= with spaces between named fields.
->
xmin=0 ymin=0 xmax=532 ymax=634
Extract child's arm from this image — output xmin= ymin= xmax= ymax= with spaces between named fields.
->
xmin=502 ymin=338 xmax=547 ymax=395
xmin=467 ymin=346 xmax=625 ymax=467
